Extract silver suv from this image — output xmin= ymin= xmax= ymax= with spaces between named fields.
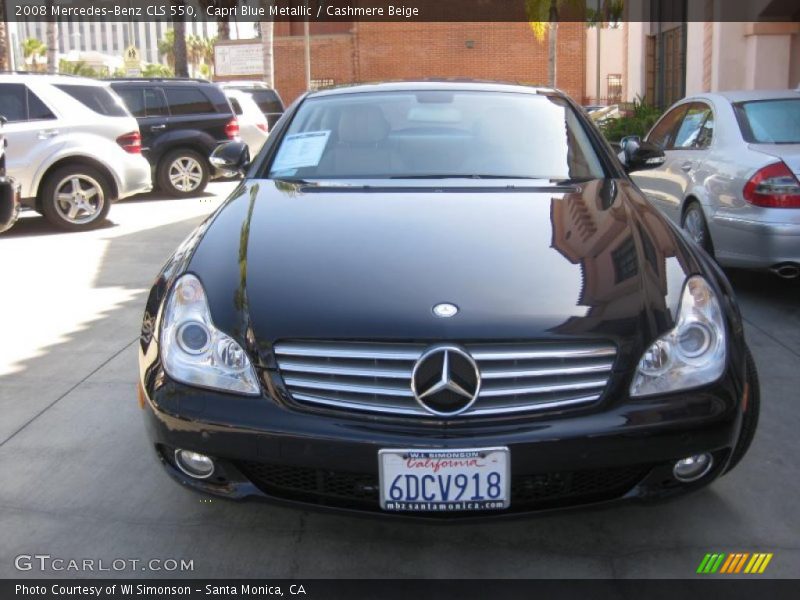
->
xmin=0 ymin=73 xmax=152 ymax=231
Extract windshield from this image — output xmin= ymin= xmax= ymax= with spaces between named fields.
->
xmin=267 ymin=91 xmax=606 ymax=181
xmin=735 ymin=99 xmax=800 ymax=144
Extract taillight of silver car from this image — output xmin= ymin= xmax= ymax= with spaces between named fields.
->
xmin=743 ymin=161 xmax=800 ymax=208
xmin=225 ymin=118 xmax=240 ymax=140
xmin=116 ymin=131 xmax=142 ymax=154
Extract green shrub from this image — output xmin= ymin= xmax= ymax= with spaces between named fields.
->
xmin=601 ymin=96 xmax=662 ymax=142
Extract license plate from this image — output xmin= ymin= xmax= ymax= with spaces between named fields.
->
xmin=378 ymin=447 xmax=510 ymax=512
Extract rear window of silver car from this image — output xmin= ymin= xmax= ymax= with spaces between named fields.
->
xmin=267 ymin=91 xmax=606 ymax=181
xmin=54 ymin=84 xmax=130 ymax=117
xmin=735 ymin=99 xmax=800 ymax=144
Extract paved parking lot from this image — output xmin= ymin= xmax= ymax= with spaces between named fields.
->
xmin=0 ymin=182 xmax=798 ymax=579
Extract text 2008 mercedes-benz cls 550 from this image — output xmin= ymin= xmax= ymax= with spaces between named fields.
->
xmin=138 ymin=82 xmax=759 ymax=519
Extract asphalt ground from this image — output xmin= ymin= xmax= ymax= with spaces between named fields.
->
xmin=0 ymin=182 xmax=798 ymax=578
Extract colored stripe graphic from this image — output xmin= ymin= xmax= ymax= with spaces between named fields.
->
xmin=720 ymin=554 xmax=736 ymax=574
xmin=697 ymin=552 xmax=773 ymax=574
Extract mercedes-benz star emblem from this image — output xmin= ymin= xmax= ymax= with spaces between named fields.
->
xmin=432 ymin=303 xmax=459 ymax=318
xmin=411 ymin=345 xmax=480 ymax=416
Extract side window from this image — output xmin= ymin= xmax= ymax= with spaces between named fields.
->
xmin=0 ymin=83 xmax=27 ymax=122
xmin=229 ymin=97 xmax=243 ymax=116
xmin=26 ymin=88 xmax=56 ymax=121
xmin=695 ymin=110 xmax=714 ymax=150
xmin=164 ymin=88 xmax=215 ymax=116
xmin=116 ymin=88 xmax=145 ymax=117
xmin=673 ymin=103 xmax=712 ymax=149
xmin=144 ymin=88 xmax=168 ymax=117
xmin=646 ymin=105 xmax=688 ymax=150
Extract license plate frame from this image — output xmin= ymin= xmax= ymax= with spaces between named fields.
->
xmin=378 ymin=447 xmax=510 ymax=512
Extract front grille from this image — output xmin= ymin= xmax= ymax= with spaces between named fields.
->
xmin=274 ymin=340 xmax=617 ymax=417
xmin=236 ymin=460 xmax=647 ymax=513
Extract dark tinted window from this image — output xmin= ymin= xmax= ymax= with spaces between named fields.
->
xmin=246 ymin=89 xmax=283 ymax=114
xmin=144 ymin=88 xmax=169 ymax=117
xmin=164 ymin=88 xmax=215 ymax=116
xmin=55 ymin=84 xmax=129 ymax=116
xmin=114 ymin=88 xmax=145 ymax=117
xmin=647 ymin=105 xmax=688 ymax=149
xmin=0 ymin=84 xmax=55 ymax=122
xmin=735 ymin=99 xmax=800 ymax=144
xmin=27 ymin=90 xmax=56 ymax=120
xmin=0 ymin=84 xmax=27 ymax=122
xmin=673 ymin=103 xmax=712 ymax=149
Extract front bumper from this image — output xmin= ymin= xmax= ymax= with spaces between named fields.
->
xmin=139 ymin=370 xmax=744 ymax=519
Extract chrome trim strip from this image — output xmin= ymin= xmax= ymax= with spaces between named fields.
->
xmin=468 ymin=346 xmax=617 ymax=360
xmin=480 ymin=361 xmax=614 ymax=379
xmin=278 ymin=360 xmax=412 ymax=379
xmin=275 ymin=342 xmax=423 ymax=361
xmin=291 ymin=392 xmax=424 ymax=415
xmin=479 ymin=379 xmax=607 ymax=397
xmin=283 ymin=377 xmax=414 ymax=397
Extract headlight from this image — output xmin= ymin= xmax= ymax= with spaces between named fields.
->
xmin=630 ymin=276 xmax=726 ymax=397
xmin=160 ymin=274 xmax=260 ymax=395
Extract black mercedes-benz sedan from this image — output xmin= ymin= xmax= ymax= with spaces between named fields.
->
xmin=138 ymin=82 xmax=759 ymax=519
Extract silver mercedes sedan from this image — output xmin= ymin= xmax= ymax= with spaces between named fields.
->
xmin=628 ymin=89 xmax=800 ymax=278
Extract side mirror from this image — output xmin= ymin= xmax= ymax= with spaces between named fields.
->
xmin=620 ymin=136 xmax=666 ymax=173
xmin=210 ymin=141 xmax=250 ymax=176
xmin=0 ymin=115 xmax=7 ymax=126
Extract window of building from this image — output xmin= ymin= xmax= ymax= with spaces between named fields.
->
xmin=310 ymin=79 xmax=335 ymax=91
xmin=606 ymin=74 xmax=622 ymax=103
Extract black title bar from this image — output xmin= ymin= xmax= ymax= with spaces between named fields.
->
xmin=4 ymin=0 xmax=800 ymax=23
xmin=4 ymin=579 xmax=800 ymax=600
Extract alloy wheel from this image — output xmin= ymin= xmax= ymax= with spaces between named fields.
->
xmin=53 ymin=174 xmax=105 ymax=225
xmin=168 ymin=156 xmax=204 ymax=193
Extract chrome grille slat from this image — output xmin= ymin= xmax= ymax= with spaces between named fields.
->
xmin=283 ymin=376 xmax=415 ymax=397
xmin=274 ymin=340 xmax=617 ymax=418
xmin=279 ymin=359 xmax=413 ymax=379
xmin=480 ymin=361 xmax=614 ymax=379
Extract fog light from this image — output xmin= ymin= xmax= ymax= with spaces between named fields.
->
xmin=673 ymin=453 xmax=713 ymax=482
xmin=174 ymin=449 xmax=215 ymax=479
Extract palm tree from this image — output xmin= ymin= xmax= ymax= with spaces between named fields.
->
xmin=527 ymin=0 xmax=596 ymax=88
xmin=46 ymin=22 xmax=57 ymax=74
xmin=170 ymin=0 xmax=189 ymax=77
xmin=201 ymin=36 xmax=217 ymax=77
xmin=186 ymin=35 xmax=203 ymax=77
xmin=0 ymin=1 xmax=8 ymax=71
xmin=158 ymin=29 xmax=176 ymax=71
xmin=22 ymin=38 xmax=47 ymax=72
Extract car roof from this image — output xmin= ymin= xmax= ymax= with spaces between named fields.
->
xmin=306 ymin=80 xmax=560 ymax=99
xmin=0 ymin=72 xmax=109 ymax=86
xmin=107 ymin=78 xmax=215 ymax=87
xmin=692 ymin=89 xmax=800 ymax=103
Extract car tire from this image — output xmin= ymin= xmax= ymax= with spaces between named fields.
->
xmin=158 ymin=149 xmax=210 ymax=197
xmin=725 ymin=347 xmax=760 ymax=474
xmin=682 ymin=202 xmax=714 ymax=256
xmin=40 ymin=165 xmax=112 ymax=231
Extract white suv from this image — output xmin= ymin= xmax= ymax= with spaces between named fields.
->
xmin=0 ymin=73 xmax=152 ymax=231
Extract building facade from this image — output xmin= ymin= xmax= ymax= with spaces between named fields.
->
xmin=624 ymin=0 xmax=800 ymax=107
xmin=12 ymin=20 xmax=218 ymax=68
xmin=220 ymin=22 xmax=588 ymax=106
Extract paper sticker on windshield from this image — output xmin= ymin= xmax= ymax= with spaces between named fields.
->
xmin=271 ymin=130 xmax=330 ymax=171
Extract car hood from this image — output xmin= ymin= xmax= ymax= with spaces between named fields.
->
xmin=189 ymin=179 xmax=699 ymax=364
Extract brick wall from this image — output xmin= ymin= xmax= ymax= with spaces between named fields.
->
xmin=264 ymin=22 xmax=586 ymax=105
